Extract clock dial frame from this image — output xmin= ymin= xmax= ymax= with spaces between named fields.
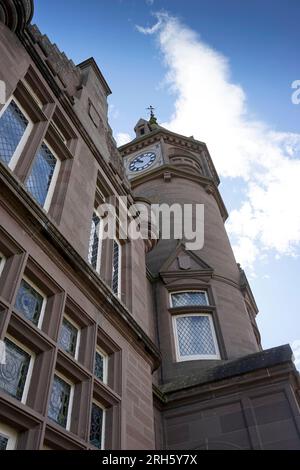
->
xmin=128 ymin=152 xmax=157 ymax=173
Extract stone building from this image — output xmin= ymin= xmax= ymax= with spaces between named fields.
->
xmin=0 ymin=0 xmax=299 ymax=450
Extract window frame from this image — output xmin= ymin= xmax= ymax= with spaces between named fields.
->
xmin=172 ymin=313 xmax=220 ymax=362
xmin=112 ymin=238 xmax=122 ymax=298
xmin=26 ymin=139 xmax=61 ymax=212
xmin=58 ymin=313 xmax=81 ymax=361
xmin=170 ymin=289 xmax=209 ymax=308
xmin=0 ymin=422 xmax=18 ymax=450
xmin=90 ymin=399 xmax=106 ymax=450
xmin=15 ymin=275 xmax=47 ymax=330
xmin=4 ymin=334 xmax=35 ymax=404
xmin=0 ymin=95 xmax=33 ymax=171
xmin=88 ymin=208 xmax=104 ymax=273
xmin=94 ymin=346 xmax=108 ymax=384
xmin=48 ymin=371 xmax=74 ymax=431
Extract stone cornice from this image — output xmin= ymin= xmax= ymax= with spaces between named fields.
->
xmin=130 ymin=164 xmax=228 ymax=221
xmin=0 ymin=165 xmax=161 ymax=372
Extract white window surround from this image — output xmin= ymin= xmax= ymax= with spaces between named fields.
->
xmin=36 ymin=140 xmax=61 ymax=213
xmin=0 ymin=252 xmax=6 ymax=277
xmin=0 ymin=422 xmax=18 ymax=450
xmin=60 ymin=313 xmax=81 ymax=361
xmin=5 ymin=334 xmax=36 ymax=404
xmin=172 ymin=313 xmax=220 ymax=362
xmin=0 ymin=95 xmax=33 ymax=171
xmin=51 ymin=370 xmax=74 ymax=432
xmin=91 ymin=399 xmax=106 ymax=450
xmin=170 ymin=290 xmax=209 ymax=308
xmin=19 ymin=275 xmax=47 ymax=330
xmin=112 ymin=238 xmax=122 ymax=298
xmin=95 ymin=346 xmax=108 ymax=384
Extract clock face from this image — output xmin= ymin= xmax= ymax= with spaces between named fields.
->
xmin=128 ymin=152 xmax=156 ymax=173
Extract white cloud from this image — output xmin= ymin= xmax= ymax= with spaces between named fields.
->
xmin=115 ymin=132 xmax=132 ymax=146
xmin=291 ymin=340 xmax=300 ymax=370
xmin=136 ymin=12 xmax=300 ymax=269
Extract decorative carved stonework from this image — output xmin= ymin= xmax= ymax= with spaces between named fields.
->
xmin=0 ymin=0 xmax=33 ymax=34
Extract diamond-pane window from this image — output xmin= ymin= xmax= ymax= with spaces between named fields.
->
xmin=94 ymin=350 xmax=107 ymax=383
xmin=0 ymin=100 xmax=29 ymax=166
xmin=112 ymin=240 xmax=121 ymax=296
xmin=90 ymin=403 xmax=104 ymax=449
xmin=58 ymin=317 xmax=79 ymax=358
xmin=48 ymin=375 xmax=72 ymax=428
xmin=25 ymin=142 xmax=58 ymax=208
xmin=88 ymin=211 xmax=101 ymax=270
xmin=0 ymin=338 xmax=31 ymax=401
xmin=174 ymin=314 xmax=219 ymax=360
xmin=15 ymin=279 xmax=45 ymax=327
xmin=0 ymin=434 xmax=8 ymax=450
xmin=171 ymin=291 xmax=208 ymax=308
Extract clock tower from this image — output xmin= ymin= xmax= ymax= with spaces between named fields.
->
xmin=119 ymin=113 xmax=300 ymax=449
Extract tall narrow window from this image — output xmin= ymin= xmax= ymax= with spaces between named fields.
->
xmin=94 ymin=348 xmax=108 ymax=384
xmin=0 ymin=98 xmax=32 ymax=169
xmin=0 ymin=253 xmax=6 ymax=277
xmin=48 ymin=373 xmax=74 ymax=429
xmin=25 ymin=141 xmax=61 ymax=211
xmin=58 ymin=316 xmax=80 ymax=359
xmin=0 ymin=337 xmax=34 ymax=403
xmin=14 ymin=278 xmax=46 ymax=328
xmin=173 ymin=314 xmax=220 ymax=361
xmin=89 ymin=402 xmax=105 ymax=449
xmin=88 ymin=210 xmax=102 ymax=271
xmin=112 ymin=239 xmax=121 ymax=297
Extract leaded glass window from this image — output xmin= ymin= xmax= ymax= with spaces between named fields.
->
xmin=0 ymin=434 xmax=8 ymax=450
xmin=0 ymin=338 xmax=31 ymax=401
xmin=171 ymin=291 xmax=208 ymax=308
xmin=48 ymin=375 xmax=72 ymax=428
xmin=0 ymin=100 xmax=29 ymax=166
xmin=174 ymin=314 xmax=219 ymax=360
xmin=94 ymin=350 xmax=107 ymax=383
xmin=112 ymin=240 xmax=121 ymax=296
xmin=15 ymin=279 xmax=45 ymax=327
xmin=25 ymin=142 xmax=59 ymax=208
xmin=89 ymin=403 xmax=104 ymax=449
xmin=58 ymin=317 xmax=79 ymax=358
xmin=88 ymin=211 xmax=101 ymax=270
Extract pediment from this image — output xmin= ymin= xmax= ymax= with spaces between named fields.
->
xmin=159 ymin=242 xmax=214 ymax=276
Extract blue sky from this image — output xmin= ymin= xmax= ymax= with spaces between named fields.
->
xmin=33 ymin=1 xmax=300 ymax=365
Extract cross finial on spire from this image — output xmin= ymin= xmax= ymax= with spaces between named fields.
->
xmin=147 ymin=105 xmax=158 ymax=126
xmin=147 ymin=105 xmax=155 ymax=118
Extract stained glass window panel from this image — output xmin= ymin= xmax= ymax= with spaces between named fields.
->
xmin=88 ymin=212 xmax=101 ymax=270
xmin=90 ymin=403 xmax=104 ymax=449
xmin=171 ymin=291 xmax=208 ymax=308
xmin=48 ymin=375 xmax=71 ymax=428
xmin=176 ymin=315 xmax=216 ymax=357
xmin=25 ymin=142 xmax=57 ymax=207
xmin=15 ymin=279 xmax=44 ymax=326
xmin=112 ymin=240 xmax=120 ymax=295
xmin=0 ymin=339 xmax=31 ymax=400
xmin=0 ymin=100 xmax=28 ymax=166
xmin=0 ymin=435 xmax=8 ymax=450
xmin=94 ymin=351 xmax=105 ymax=382
xmin=58 ymin=318 xmax=78 ymax=357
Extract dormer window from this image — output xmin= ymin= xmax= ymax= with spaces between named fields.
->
xmin=139 ymin=126 xmax=145 ymax=135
